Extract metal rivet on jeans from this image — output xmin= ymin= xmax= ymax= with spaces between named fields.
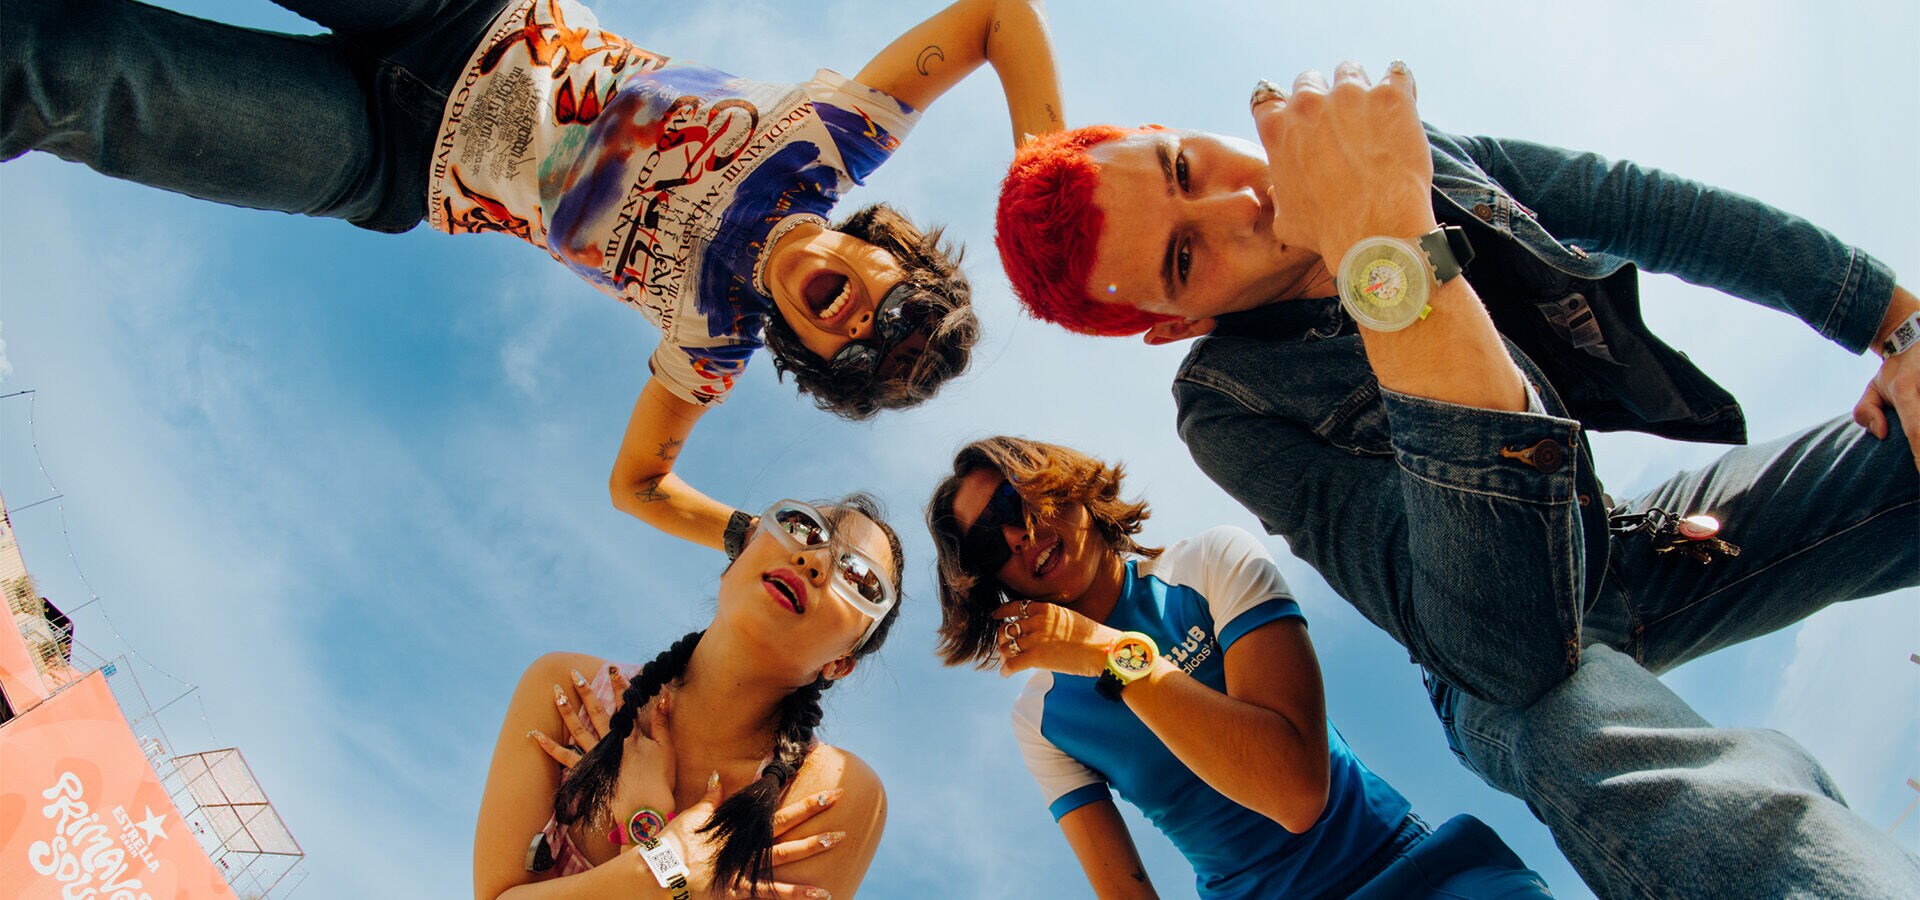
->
xmin=1472 ymin=202 xmax=1494 ymax=221
xmin=1499 ymin=438 xmax=1566 ymax=473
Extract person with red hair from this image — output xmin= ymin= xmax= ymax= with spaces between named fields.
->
xmin=994 ymin=63 xmax=1920 ymax=898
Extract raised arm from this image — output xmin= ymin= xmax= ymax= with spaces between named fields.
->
xmin=1252 ymin=64 xmax=1525 ymax=413
xmin=853 ymin=0 xmax=1063 ymax=146
xmin=1058 ymin=800 xmax=1161 ymax=899
xmin=608 ymin=377 xmax=740 ymax=552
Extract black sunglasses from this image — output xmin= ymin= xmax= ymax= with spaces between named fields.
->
xmin=957 ymin=480 xmax=1026 ymax=575
xmin=829 ymin=282 xmax=930 ymax=376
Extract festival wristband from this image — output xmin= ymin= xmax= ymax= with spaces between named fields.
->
xmin=638 ymin=835 xmax=693 ymax=900
xmin=1880 ymin=310 xmax=1920 ymax=358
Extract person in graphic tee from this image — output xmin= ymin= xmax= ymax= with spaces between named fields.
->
xmin=4 ymin=0 xmax=1065 ymax=554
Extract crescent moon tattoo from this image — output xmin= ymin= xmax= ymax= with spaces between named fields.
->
xmin=916 ymin=45 xmax=945 ymax=76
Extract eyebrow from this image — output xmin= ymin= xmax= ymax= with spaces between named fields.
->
xmin=1155 ymin=135 xmax=1178 ymax=300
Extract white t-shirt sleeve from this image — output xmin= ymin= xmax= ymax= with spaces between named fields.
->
xmin=1181 ymin=526 xmax=1302 ymax=651
xmin=1012 ymin=674 xmax=1109 ymax=821
xmin=648 ymin=337 xmax=751 ymax=407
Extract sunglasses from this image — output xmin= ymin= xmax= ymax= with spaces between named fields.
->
xmin=957 ymin=480 xmax=1026 ymax=576
xmin=757 ymin=500 xmax=896 ymax=650
xmin=828 ymin=282 xmax=930 ymax=377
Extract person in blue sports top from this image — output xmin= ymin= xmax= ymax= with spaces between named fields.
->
xmin=927 ymin=436 xmax=1552 ymax=899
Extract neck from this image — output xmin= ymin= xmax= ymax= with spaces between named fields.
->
xmin=1067 ymin=549 xmax=1129 ymax=626
xmin=670 ymin=627 xmax=810 ymax=759
xmin=755 ymin=213 xmax=827 ymax=299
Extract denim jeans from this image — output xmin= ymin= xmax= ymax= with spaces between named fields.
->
xmin=1181 ymin=346 xmax=1918 ymax=896
xmin=1 ymin=0 xmax=509 ymax=232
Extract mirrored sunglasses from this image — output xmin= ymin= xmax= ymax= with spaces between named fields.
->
xmin=828 ymin=282 xmax=930 ymax=376
xmin=758 ymin=500 xmax=896 ymax=649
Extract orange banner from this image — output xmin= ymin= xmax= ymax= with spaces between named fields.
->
xmin=0 ymin=671 xmax=235 ymax=899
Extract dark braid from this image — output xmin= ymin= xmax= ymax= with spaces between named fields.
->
xmin=553 ymin=630 xmax=704 ymax=826
xmin=701 ymin=676 xmax=832 ymax=889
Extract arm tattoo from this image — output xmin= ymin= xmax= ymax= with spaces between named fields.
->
xmin=655 ymin=437 xmax=683 ymax=461
xmin=1045 ymin=103 xmax=1059 ymax=124
xmin=915 ymin=44 xmax=946 ymax=76
xmin=634 ymin=476 xmax=670 ymax=503
xmin=993 ymin=18 xmax=1002 ymax=32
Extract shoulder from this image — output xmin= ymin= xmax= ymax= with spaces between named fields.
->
xmin=1142 ymin=527 xmax=1275 ymax=584
xmin=513 ymin=651 xmax=610 ymax=691
xmin=791 ymin=742 xmax=886 ymax=817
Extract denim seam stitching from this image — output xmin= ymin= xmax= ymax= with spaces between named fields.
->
xmin=1394 ymin=460 xmax=1573 ymax=506
xmin=1813 ymin=247 xmax=1860 ymax=344
xmin=1509 ymin=764 xmax=1659 ymax=899
xmin=1640 ymin=495 xmax=1918 ymax=633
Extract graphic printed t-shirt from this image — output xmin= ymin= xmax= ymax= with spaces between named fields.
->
xmin=1012 ymin=527 xmax=1413 ymax=899
xmin=428 ymin=0 xmax=920 ymax=405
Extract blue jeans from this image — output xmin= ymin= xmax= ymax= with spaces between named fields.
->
xmin=1351 ymin=814 xmax=1554 ymax=900
xmin=1403 ymin=405 xmax=1920 ymax=898
xmin=1 ymin=0 xmax=508 ymax=232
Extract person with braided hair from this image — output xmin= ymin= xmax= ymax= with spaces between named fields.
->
xmin=474 ymin=494 xmax=903 ymax=899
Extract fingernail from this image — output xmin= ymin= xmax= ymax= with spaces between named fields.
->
xmin=1389 ymin=59 xmax=1411 ymax=74
xmin=807 ymin=890 xmax=831 ymax=900
xmin=525 ymin=729 xmax=539 ymax=740
xmin=815 ymin=788 xmax=843 ymax=807
xmin=551 ymin=685 xmax=567 ymax=706
xmin=608 ymin=664 xmax=620 ymax=677
xmin=818 ymin=831 xmax=845 ymax=848
xmin=570 ymin=669 xmax=587 ymax=687
xmin=709 ymin=771 xmax=721 ymax=790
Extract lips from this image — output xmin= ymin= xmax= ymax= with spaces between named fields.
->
xmin=1029 ymin=538 xmax=1062 ymax=579
xmin=763 ymin=570 xmax=807 ymax=614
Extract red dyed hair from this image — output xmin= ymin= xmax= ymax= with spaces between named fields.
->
xmin=995 ymin=125 xmax=1178 ymax=337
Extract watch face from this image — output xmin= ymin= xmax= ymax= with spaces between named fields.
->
xmin=1338 ymin=237 xmax=1431 ymax=331
xmin=1108 ymin=635 xmax=1155 ymax=679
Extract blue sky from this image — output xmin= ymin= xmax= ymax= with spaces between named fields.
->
xmin=2 ymin=1 xmax=1915 ymax=897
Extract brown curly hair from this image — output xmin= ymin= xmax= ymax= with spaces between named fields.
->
xmin=925 ymin=436 xmax=1161 ymax=668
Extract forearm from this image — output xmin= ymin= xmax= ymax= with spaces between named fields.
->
xmin=983 ymin=0 xmax=1063 ymax=144
xmin=1459 ymin=133 xmax=1899 ymax=354
xmin=609 ymin=379 xmax=734 ymax=551
xmin=1122 ymin=660 xmax=1328 ymax=831
xmin=1353 ymin=276 xmax=1528 ymax=411
xmin=1058 ymin=802 xmax=1160 ymax=900
xmin=1872 ymin=285 xmax=1919 ymax=359
xmin=494 ymin=859 xmax=659 ymax=900
xmin=610 ymin=470 xmax=736 ymax=552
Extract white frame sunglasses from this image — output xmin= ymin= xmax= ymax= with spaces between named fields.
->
xmin=757 ymin=500 xmax=897 ymax=650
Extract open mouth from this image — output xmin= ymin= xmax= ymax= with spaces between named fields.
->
xmin=763 ymin=572 xmax=807 ymax=614
xmin=801 ymin=272 xmax=853 ymax=321
xmin=1031 ymin=539 xmax=1061 ymax=579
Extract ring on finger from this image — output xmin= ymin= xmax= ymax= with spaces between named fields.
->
xmin=1006 ymin=636 xmax=1023 ymax=656
xmin=1249 ymin=78 xmax=1286 ymax=109
xmin=1019 ymin=598 xmax=1033 ymax=619
xmin=1292 ymin=69 xmax=1328 ymax=93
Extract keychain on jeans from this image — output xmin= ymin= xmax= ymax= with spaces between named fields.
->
xmin=1608 ymin=507 xmax=1742 ymax=564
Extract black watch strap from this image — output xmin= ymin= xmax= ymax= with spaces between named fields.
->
xmin=1094 ymin=669 xmax=1126 ymax=703
xmin=1417 ymin=225 xmax=1474 ymax=284
xmin=723 ymin=509 xmax=755 ymax=560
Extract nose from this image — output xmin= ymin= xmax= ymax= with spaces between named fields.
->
xmin=790 ymin=549 xmax=828 ymax=583
xmin=1190 ymin=185 xmax=1263 ymax=239
xmin=847 ymin=308 xmax=874 ymax=340
xmin=1000 ymin=522 xmax=1027 ymax=552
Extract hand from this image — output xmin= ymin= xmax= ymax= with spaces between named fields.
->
xmin=608 ymin=690 xmax=677 ymax=824
xmin=653 ymin=773 xmax=842 ymax=899
xmin=1250 ymin=60 xmax=1438 ymax=271
xmin=1854 ymin=346 xmax=1920 ymax=473
xmin=529 ymin=665 xmax=634 ymax=768
xmin=990 ymin=599 xmax=1120 ymax=678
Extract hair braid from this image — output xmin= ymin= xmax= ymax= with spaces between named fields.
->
xmin=553 ymin=630 xmax=704 ymax=826
xmin=701 ymin=676 xmax=833 ymax=890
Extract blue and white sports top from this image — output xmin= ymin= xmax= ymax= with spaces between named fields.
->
xmin=1013 ymin=526 xmax=1412 ymax=899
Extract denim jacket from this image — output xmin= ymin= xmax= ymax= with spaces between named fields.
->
xmin=1172 ymin=127 xmax=1896 ymax=705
